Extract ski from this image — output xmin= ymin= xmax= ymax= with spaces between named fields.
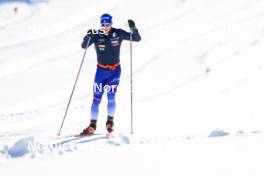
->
xmin=54 ymin=132 xmax=114 ymax=140
xmin=54 ymin=133 xmax=102 ymax=140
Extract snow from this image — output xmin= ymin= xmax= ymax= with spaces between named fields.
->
xmin=208 ymin=129 xmax=229 ymax=137
xmin=0 ymin=137 xmax=35 ymax=158
xmin=0 ymin=2 xmax=32 ymax=27
xmin=1 ymin=0 xmax=264 ymax=175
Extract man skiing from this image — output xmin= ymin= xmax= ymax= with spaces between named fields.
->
xmin=80 ymin=13 xmax=141 ymax=135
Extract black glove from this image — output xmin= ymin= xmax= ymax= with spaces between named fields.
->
xmin=86 ymin=29 xmax=94 ymax=37
xmin=128 ymin=19 xmax=136 ymax=29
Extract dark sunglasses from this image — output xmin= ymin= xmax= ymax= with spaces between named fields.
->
xmin=101 ymin=23 xmax=112 ymax=27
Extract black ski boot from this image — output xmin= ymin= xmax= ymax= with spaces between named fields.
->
xmin=80 ymin=120 xmax=97 ymax=135
xmin=106 ymin=116 xmax=114 ymax=133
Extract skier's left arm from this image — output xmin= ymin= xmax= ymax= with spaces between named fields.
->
xmin=119 ymin=20 xmax=142 ymax=42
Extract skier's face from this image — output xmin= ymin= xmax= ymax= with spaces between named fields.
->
xmin=101 ymin=23 xmax=112 ymax=34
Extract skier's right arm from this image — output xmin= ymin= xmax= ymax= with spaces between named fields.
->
xmin=81 ymin=29 xmax=95 ymax=49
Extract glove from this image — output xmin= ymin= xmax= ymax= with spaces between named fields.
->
xmin=128 ymin=19 xmax=136 ymax=29
xmin=86 ymin=29 xmax=94 ymax=37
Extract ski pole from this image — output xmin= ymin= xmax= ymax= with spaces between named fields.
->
xmin=57 ymin=37 xmax=91 ymax=136
xmin=129 ymin=29 xmax=134 ymax=134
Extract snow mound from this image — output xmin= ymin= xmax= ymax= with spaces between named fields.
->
xmin=0 ymin=134 xmax=136 ymax=159
xmin=106 ymin=133 xmax=131 ymax=146
xmin=209 ymin=129 xmax=229 ymax=138
xmin=0 ymin=137 xmax=36 ymax=158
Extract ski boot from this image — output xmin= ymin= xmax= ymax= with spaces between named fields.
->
xmin=106 ymin=116 xmax=114 ymax=133
xmin=80 ymin=120 xmax=97 ymax=135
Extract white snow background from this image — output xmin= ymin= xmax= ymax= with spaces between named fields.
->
xmin=1 ymin=0 xmax=264 ymax=175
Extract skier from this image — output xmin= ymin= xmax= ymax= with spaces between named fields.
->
xmin=14 ymin=6 xmax=18 ymax=14
xmin=80 ymin=13 xmax=141 ymax=135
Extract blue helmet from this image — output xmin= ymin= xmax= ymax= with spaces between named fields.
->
xmin=100 ymin=13 xmax=112 ymax=26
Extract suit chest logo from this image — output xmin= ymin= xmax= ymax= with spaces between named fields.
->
xmin=111 ymin=40 xmax=119 ymax=46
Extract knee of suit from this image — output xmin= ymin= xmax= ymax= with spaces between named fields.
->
xmin=107 ymin=92 xmax=116 ymax=101
xmin=92 ymin=94 xmax=103 ymax=105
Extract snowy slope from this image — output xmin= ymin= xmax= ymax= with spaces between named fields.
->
xmin=1 ymin=0 xmax=264 ymax=175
